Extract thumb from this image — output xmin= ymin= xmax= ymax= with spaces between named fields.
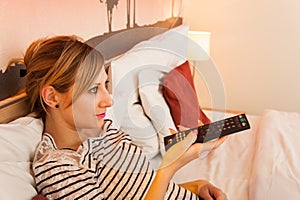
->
xmin=160 ymin=131 xmax=197 ymax=169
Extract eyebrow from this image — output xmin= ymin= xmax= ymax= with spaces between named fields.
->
xmin=92 ymin=74 xmax=108 ymax=86
xmin=89 ymin=83 xmax=99 ymax=88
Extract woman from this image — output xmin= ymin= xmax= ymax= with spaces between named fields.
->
xmin=15 ymin=35 xmax=227 ymax=199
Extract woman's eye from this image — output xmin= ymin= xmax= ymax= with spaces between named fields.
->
xmin=89 ymin=86 xmax=98 ymax=94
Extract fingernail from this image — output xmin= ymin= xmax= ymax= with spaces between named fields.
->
xmin=197 ymin=120 xmax=203 ymax=126
xmin=177 ymin=125 xmax=186 ymax=131
xmin=193 ymin=129 xmax=198 ymax=136
xmin=169 ymin=128 xmax=177 ymax=135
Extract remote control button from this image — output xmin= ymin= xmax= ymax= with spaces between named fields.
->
xmin=199 ymin=134 xmax=205 ymax=139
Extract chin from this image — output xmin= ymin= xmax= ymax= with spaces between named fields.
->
xmin=74 ymin=117 xmax=103 ymax=130
xmin=77 ymin=128 xmax=101 ymax=141
xmin=97 ymin=118 xmax=105 ymax=128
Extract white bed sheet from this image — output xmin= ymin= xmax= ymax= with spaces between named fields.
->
xmin=249 ymin=109 xmax=300 ymax=200
xmin=172 ymin=109 xmax=300 ymax=200
xmin=172 ymin=110 xmax=261 ymax=200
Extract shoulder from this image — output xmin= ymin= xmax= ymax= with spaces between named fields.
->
xmin=101 ymin=119 xmax=132 ymax=144
xmin=99 ymin=120 xmax=148 ymax=161
xmin=32 ymin=133 xmax=81 ymax=170
xmin=33 ymin=133 xmax=57 ymax=162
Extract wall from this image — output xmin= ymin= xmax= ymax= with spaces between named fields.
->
xmin=0 ymin=0 xmax=170 ymax=71
xmin=4 ymin=0 xmax=298 ymax=115
xmin=182 ymin=0 xmax=300 ymax=115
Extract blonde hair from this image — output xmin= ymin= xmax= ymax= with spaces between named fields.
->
xmin=10 ymin=35 xmax=104 ymax=120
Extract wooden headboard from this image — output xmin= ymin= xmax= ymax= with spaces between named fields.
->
xmin=0 ymin=17 xmax=182 ymax=124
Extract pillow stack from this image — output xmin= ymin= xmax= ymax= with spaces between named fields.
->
xmin=106 ymin=24 xmax=210 ymax=159
xmin=107 ymin=24 xmax=189 ymax=158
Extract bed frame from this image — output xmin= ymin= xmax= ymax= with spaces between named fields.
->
xmin=0 ymin=17 xmax=182 ymax=124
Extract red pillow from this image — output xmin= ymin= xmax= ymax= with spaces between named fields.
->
xmin=162 ymin=60 xmax=210 ymax=128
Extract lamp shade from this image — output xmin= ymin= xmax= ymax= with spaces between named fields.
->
xmin=188 ymin=31 xmax=211 ymax=61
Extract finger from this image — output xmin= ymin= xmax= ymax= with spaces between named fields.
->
xmin=204 ymin=136 xmax=227 ymax=150
xmin=160 ymin=131 xmax=197 ymax=168
xmin=214 ymin=189 xmax=228 ymax=200
xmin=178 ymin=125 xmax=189 ymax=131
xmin=198 ymin=187 xmax=214 ymax=200
xmin=209 ymin=185 xmax=227 ymax=200
xmin=197 ymin=120 xmax=203 ymax=126
xmin=200 ymin=184 xmax=227 ymax=200
xmin=177 ymin=125 xmax=198 ymax=137
xmin=198 ymin=137 xmax=227 ymax=158
xmin=169 ymin=128 xmax=177 ymax=135
xmin=211 ymin=136 xmax=227 ymax=149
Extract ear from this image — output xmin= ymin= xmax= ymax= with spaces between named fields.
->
xmin=41 ymin=86 xmax=59 ymax=109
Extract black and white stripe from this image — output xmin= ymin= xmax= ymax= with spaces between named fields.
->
xmin=32 ymin=120 xmax=199 ymax=199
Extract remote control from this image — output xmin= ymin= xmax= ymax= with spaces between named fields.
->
xmin=164 ymin=113 xmax=250 ymax=151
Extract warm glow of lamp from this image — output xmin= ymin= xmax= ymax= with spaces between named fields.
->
xmin=188 ymin=31 xmax=211 ymax=61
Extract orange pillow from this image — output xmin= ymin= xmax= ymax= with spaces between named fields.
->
xmin=162 ymin=61 xmax=210 ymax=128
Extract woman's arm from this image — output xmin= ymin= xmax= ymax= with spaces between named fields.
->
xmin=144 ymin=133 xmax=198 ymax=199
xmin=145 ymin=132 xmax=228 ymax=200
xmin=143 ymin=165 xmax=177 ymax=200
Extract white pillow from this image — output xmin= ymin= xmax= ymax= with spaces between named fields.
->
xmin=118 ymin=104 xmax=159 ymax=159
xmin=138 ymin=68 xmax=177 ymax=155
xmin=0 ymin=116 xmax=43 ymax=162
xmin=110 ymin=24 xmax=189 ymax=126
xmin=0 ymin=116 xmax=43 ymax=199
xmin=0 ymin=162 xmax=37 ymax=200
xmin=108 ymin=24 xmax=189 ymax=157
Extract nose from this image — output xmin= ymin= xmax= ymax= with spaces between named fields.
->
xmin=97 ymin=90 xmax=113 ymax=108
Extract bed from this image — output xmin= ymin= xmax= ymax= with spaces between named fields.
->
xmin=1 ymin=19 xmax=300 ymax=200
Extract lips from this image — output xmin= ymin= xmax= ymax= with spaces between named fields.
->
xmin=96 ymin=112 xmax=106 ymax=119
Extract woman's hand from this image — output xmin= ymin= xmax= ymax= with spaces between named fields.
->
xmin=177 ymin=123 xmax=227 ymax=159
xmin=179 ymin=180 xmax=228 ymax=200
xmin=145 ymin=126 xmax=227 ymax=200
xmin=160 ymin=130 xmax=198 ymax=170
xmin=160 ymin=128 xmax=227 ymax=171
xmin=193 ymin=136 xmax=227 ymax=159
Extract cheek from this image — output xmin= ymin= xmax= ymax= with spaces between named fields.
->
xmin=74 ymin=97 xmax=94 ymax=113
xmin=72 ymin=95 xmax=98 ymax=127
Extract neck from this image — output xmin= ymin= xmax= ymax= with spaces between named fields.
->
xmin=44 ymin=114 xmax=82 ymax=150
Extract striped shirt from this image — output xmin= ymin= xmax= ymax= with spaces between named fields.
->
xmin=33 ymin=119 xmax=200 ymax=199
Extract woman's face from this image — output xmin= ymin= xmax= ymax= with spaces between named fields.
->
xmin=71 ymin=70 xmax=112 ymax=133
